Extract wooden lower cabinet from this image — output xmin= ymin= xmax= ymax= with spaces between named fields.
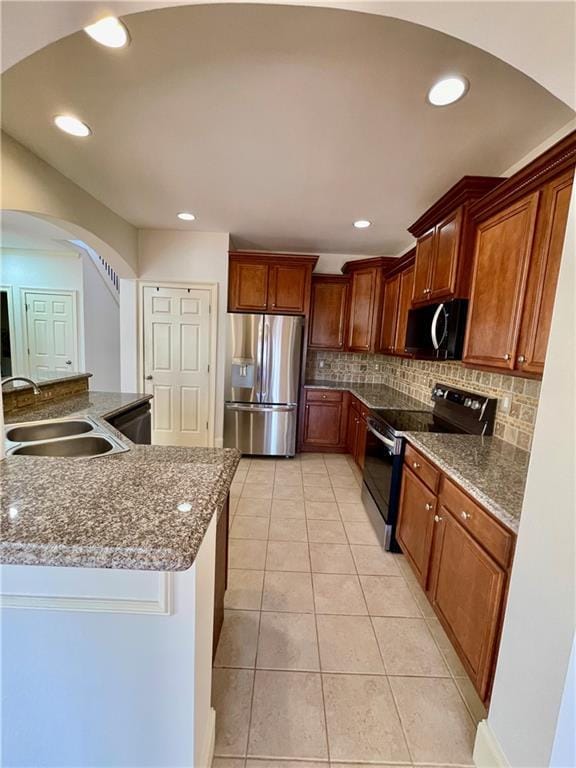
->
xmin=396 ymin=468 xmax=436 ymax=586
xmin=396 ymin=445 xmax=514 ymax=703
xmin=300 ymin=389 xmax=347 ymax=451
xmin=213 ymin=497 xmax=229 ymax=660
xmin=346 ymin=395 xmax=368 ymax=469
xmin=429 ymin=508 xmax=506 ymax=700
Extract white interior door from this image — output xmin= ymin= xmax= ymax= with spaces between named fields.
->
xmin=143 ymin=286 xmax=212 ymax=447
xmin=24 ymin=291 xmax=78 ymax=378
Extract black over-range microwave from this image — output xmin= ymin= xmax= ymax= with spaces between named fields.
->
xmin=405 ymin=299 xmax=468 ymax=360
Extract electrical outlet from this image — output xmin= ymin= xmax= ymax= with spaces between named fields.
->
xmin=500 ymin=395 xmax=512 ymax=415
xmin=374 ymin=363 xmax=380 ymax=371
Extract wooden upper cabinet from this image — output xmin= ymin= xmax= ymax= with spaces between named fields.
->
xmin=430 ymin=207 xmax=463 ymax=300
xmin=516 ymin=170 xmax=574 ymax=375
xmin=308 ymin=276 xmax=349 ymax=350
xmin=229 ymin=260 xmax=269 ymax=311
xmin=463 ymin=192 xmax=540 ymax=370
xmin=379 ymin=274 xmax=401 ymax=352
xmin=228 ymin=252 xmax=318 ymax=314
xmin=394 ymin=265 xmax=415 ymax=354
xmin=413 ymin=230 xmax=435 ymax=304
xmin=347 ymin=267 xmax=380 ymax=352
xmin=408 ymin=177 xmax=503 ymax=307
xmin=429 ymin=509 xmax=506 ymax=701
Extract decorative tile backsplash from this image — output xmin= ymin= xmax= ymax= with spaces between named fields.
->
xmin=306 ymin=351 xmax=540 ymax=451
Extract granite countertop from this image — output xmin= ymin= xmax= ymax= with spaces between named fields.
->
xmin=1 ymin=371 xmax=92 ymax=392
xmin=403 ymin=433 xmax=529 ymax=533
xmin=1 ymin=392 xmax=241 ymax=571
xmin=305 ymin=379 xmax=529 ymax=533
xmin=305 ymin=379 xmax=430 ymax=411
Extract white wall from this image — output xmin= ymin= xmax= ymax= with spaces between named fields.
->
xmin=476 ymin=183 xmax=576 ymax=767
xmin=138 ymin=230 xmax=230 ymax=445
xmin=0 ymin=248 xmax=85 ymax=374
xmin=80 ymin=251 xmax=120 ymax=391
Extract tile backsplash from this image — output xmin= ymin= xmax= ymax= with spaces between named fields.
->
xmin=306 ymin=351 xmax=540 ymax=451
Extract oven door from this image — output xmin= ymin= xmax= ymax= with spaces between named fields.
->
xmin=362 ymin=419 xmax=404 ymax=551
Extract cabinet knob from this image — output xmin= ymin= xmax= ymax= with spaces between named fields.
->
xmin=412 ymin=461 xmax=421 ymax=469
xmin=460 ymin=510 xmax=471 ymax=521
xmin=517 ymin=355 xmax=526 ymax=364
xmin=425 ymin=502 xmax=433 ymax=510
xmin=503 ymin=353 xmax=511 ymax=361
xmin=322 ymin=394 xmax=327 ymax=399
xmin=434 ymin=514 xmax=443 ymax=523
xmin=272 ymin=303 xmax=276 ymax=307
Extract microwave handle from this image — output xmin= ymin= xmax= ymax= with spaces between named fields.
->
xmin=431 ymin=303 xmax=446 ymax=350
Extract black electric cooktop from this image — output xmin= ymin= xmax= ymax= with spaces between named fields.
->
xmin=370 ymin=408 xmax=465 ymax=436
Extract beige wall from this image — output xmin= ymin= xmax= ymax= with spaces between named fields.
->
xmin=1 ymin=132 xmax=138 ymax=276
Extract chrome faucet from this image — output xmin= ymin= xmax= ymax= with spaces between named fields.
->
xmin=1 ymin=376 xmax=41 ymax=395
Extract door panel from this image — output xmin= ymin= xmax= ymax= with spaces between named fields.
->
xmin=463 ymin=192 xmax=540 ymax=370
xmin=394 ymin=266 xmax=415 ymax=353
xmin=516 ymin=171 xmax=573 ymax=374
xmin=396 ymin=467 xmax=436 ymax=586
xmin=412 ymin=230 xmax=435 ymax=304
xmin=268 ymin=264 xmax=308 ymax=313
xmin=303 ymin=402 xmax=344 ymax=446
xmin=228 ymin=261 xmax=269 ymax=311
xmin=379 ymin=274 xmax=400 ymax=352
xmin=143 ymin=286 xmax=211 ymax=446
xmin=430 ymin=510 xmax=506 ymax=700
xmin=25 ymin=291 xmax=77 ymax=377
xmin=308 ymin=277 xmax=349 ymax=350
xmin=347 ymin=268 xmax=379 ymax=352
xmin=225 ymin=313 xmax=262 ymax=403
xmin=430 ymin=208 xmax=462 ymax=299
xmin=260 ymin=314 xmax=303 ymax=404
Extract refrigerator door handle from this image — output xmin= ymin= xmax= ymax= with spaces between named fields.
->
xmin=225 ymin=403 xmax=297 ymax=413
xmin=261 ymin=319 xmax=270 ymax=400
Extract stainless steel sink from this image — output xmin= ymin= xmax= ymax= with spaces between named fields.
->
xmin=6 ymin=420 xmax=94 ymax=443
xmin=4 ymin=416 xmax=129 ymax=459
xmin=12 ymin=435 xmax=119 ymax=457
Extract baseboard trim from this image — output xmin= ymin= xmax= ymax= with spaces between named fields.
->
xmin=474 ymin=719 xmax=510 ymax=767
xmin=197 ymin=706 xmax=216 ymax=768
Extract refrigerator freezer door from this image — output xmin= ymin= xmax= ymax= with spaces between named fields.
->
xmin=260 ymin=314 xmax=303 ymax=405
xmin=225 ymin=314 xmax=263 ymax=403
xmin=224 ymin=403 xmax=298 ymax=456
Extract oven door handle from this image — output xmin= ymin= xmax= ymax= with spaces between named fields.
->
xmin=367 ymin=422 xmax=396 ymax=451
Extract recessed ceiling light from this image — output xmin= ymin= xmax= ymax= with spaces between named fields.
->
xmin=177 ymin=212 xmax=196 ymax=221
xmin=353 ymin=220 xmax=371 ymax=229
xmin=53 ymin=115 xmax=92 ymax=137
xmin=84 ymin=17 xmax=130 ymax=48
xmin=428 ymin=76 xmax=469 ymax=106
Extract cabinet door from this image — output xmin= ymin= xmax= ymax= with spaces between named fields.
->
xmin=268 ymin=263 xmax=308 ymax=313
xmin=308 ymin=278 xmax=349 ymax=350
xmin=516 ymin=171 xmax=574 ymax=375
xmin=412 ymin=230 xmax=435 ymax=305
xmin=229 ymin=261 xmax=269 ymax=311
xmin=356 ymin=414 xmax=368 ymax=470
xmin=396 ymin=467 xmax=437 ymax=586
xmin=429 ymin=510 xmax=506 ymax=700
xmin=303 ymin=402 xmax=344 ymax=447
xmin=347 ymin=401 xmax=359 ymax=456
xmin=347 ymin=268 xmax=379 ymax=352
xmin=213 ymin=496 xmax=229 ymax=660
xmin=429 ymin=207 xmax=462 ymax=300
xmin=463 ymin=192 xmax=540 ymax=370
xmin=394 ymin=266 xmax=415 ymax=354
xmin=379 ymin=274 xmax=401 ymax=352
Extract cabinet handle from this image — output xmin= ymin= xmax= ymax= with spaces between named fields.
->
xmin=425 ymin=503 xmax=433 ymax=510
xmin=503 ymin=353 xmax=511 ymax=361
xmin=517 ymin=355 xmax=526 ymax=364
xmin=434 ymin=514 xmax=443 ymax=523
xmin=305 ymin=404 xmax=309 ymax=409
xmin=460 ymin=510 xmax=471 ymax=521
xmin=322 ymin=394 xmax=327 ymax=399
xmin=412 ymin=461 xmax=421 ymax=469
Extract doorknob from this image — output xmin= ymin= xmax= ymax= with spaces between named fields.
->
xmin=65 ymin=360 xmax=72 ymax=365
xmin=145 ymin=375 xmax=153 ymax=380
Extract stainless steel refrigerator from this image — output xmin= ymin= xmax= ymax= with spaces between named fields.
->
xmin=224 ymin=313 xmax=304 ymax=456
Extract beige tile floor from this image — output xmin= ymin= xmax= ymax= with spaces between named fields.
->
xmin=213 ymin=453 xmax=486 ymax=768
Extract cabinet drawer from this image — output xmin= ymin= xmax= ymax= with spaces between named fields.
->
xmin=305 ymin=389 xmax=343 ymax=403
xmin=439 ymin=477 xmax=514 ymax=568
xmin=404 ymin=444 xmax=440 ymax=493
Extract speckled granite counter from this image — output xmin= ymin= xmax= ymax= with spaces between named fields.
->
xmin=404 ymin=433 xmax=530 ymax=533
xmin=1 ymin=393 xmax=241 ymax=571
xmin=305 ymin=379 xmax=430 ymax=411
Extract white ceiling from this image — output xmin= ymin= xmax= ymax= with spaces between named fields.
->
xmin=2 ymin=4 xmax=574 ymax=255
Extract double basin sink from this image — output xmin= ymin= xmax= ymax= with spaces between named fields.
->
xmin=5 ymin=416 xmax=129 ymax=458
